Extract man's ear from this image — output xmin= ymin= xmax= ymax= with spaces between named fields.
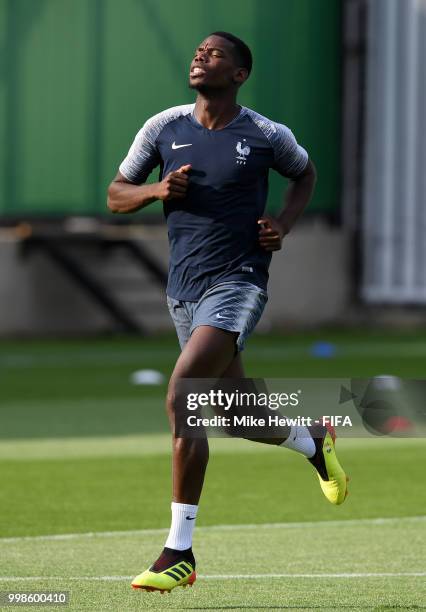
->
xmin=233 ymin=67 xmax=248 ymax=85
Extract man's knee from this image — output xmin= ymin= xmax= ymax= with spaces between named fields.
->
xmin=166 ymin=380 xmax=177 ymax=415
xmin=166 ymin=378 xmax=188 ymax=421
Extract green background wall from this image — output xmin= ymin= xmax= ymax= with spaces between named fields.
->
xmin=0 ymin=0 xmax=341 ymax=218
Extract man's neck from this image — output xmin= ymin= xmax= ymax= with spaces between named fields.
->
xmin=194 ymin=93 xmax=240 ymax=130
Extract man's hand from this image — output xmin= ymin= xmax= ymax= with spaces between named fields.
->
xmin=257 ymin=215 xmax=285 ymax=251
xmin=154 ymin=164 xmax=192 ymax=201
xmin=107 ymin=164 xmax=192 ymax=214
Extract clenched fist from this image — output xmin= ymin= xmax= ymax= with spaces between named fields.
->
xmin=258 ymin=215 xmax=285 ymax=251
xmin=154 ymin=164 xmax=192 ymax=201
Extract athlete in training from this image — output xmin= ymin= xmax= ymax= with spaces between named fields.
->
xmin=107 ymin=31 xmax=348 ymax=593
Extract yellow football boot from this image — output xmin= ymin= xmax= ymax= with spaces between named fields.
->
xmin=308 ymin=423 xmax=349 ymax=505
xmin=132 ymin=553 xmax=196 ymax=593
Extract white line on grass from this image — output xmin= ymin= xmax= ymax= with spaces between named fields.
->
xmin=201 ymin=572 xmax=426 ymax=580
xmin=0 ymin=572 xmax=425 ymax=582
xmin=0 ymin=516 xmax=425 ymax=544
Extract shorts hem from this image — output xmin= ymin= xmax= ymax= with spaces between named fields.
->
xmin=189 ymin=322 xmax=244 ymax=352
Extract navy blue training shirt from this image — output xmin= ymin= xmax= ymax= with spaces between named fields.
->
xmin=119 ymin=104 xmax=308 ymax=301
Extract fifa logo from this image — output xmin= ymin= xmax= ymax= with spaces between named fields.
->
xmin=236 ymin=139 xmax=251 ymax=165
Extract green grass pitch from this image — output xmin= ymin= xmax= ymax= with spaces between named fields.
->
xmin=0 ymin=330 xmax=425 ymax=610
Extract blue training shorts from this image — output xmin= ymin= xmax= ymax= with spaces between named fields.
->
xmin=166 ymin=281 xmax=268 ymax=353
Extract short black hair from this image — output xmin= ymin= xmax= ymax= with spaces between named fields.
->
xmin=210 ymin=31 xmax=253 ymax=75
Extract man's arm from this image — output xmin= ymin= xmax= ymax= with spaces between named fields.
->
xmin=107 ymin=165 xmax=191 ymax=214
xmin=258 ymin=159 xmax=317 ymax=251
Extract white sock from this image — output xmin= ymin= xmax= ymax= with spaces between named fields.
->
xmin=280 ymin=425 xmax=316 ymax=458
xmin=164 ymin=502 xmax=198 ymax=551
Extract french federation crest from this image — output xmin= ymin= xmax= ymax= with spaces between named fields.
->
xmin=236 ymin=139 xmax=251 ymax=165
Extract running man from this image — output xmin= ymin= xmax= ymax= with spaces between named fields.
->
xmin=107 ymin=31 xmax=348 ymax=594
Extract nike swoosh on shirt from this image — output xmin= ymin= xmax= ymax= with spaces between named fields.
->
xmin=185 ymin=516 xmax=196 ymax=520
xmin=172 ymin=142 xmax=193 ymax=149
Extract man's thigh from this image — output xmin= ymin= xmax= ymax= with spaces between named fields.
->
xmin=221 ymin=353 xmax=245 ymax=378
xmin=170 ymin=325 xmax=238 ymax=381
